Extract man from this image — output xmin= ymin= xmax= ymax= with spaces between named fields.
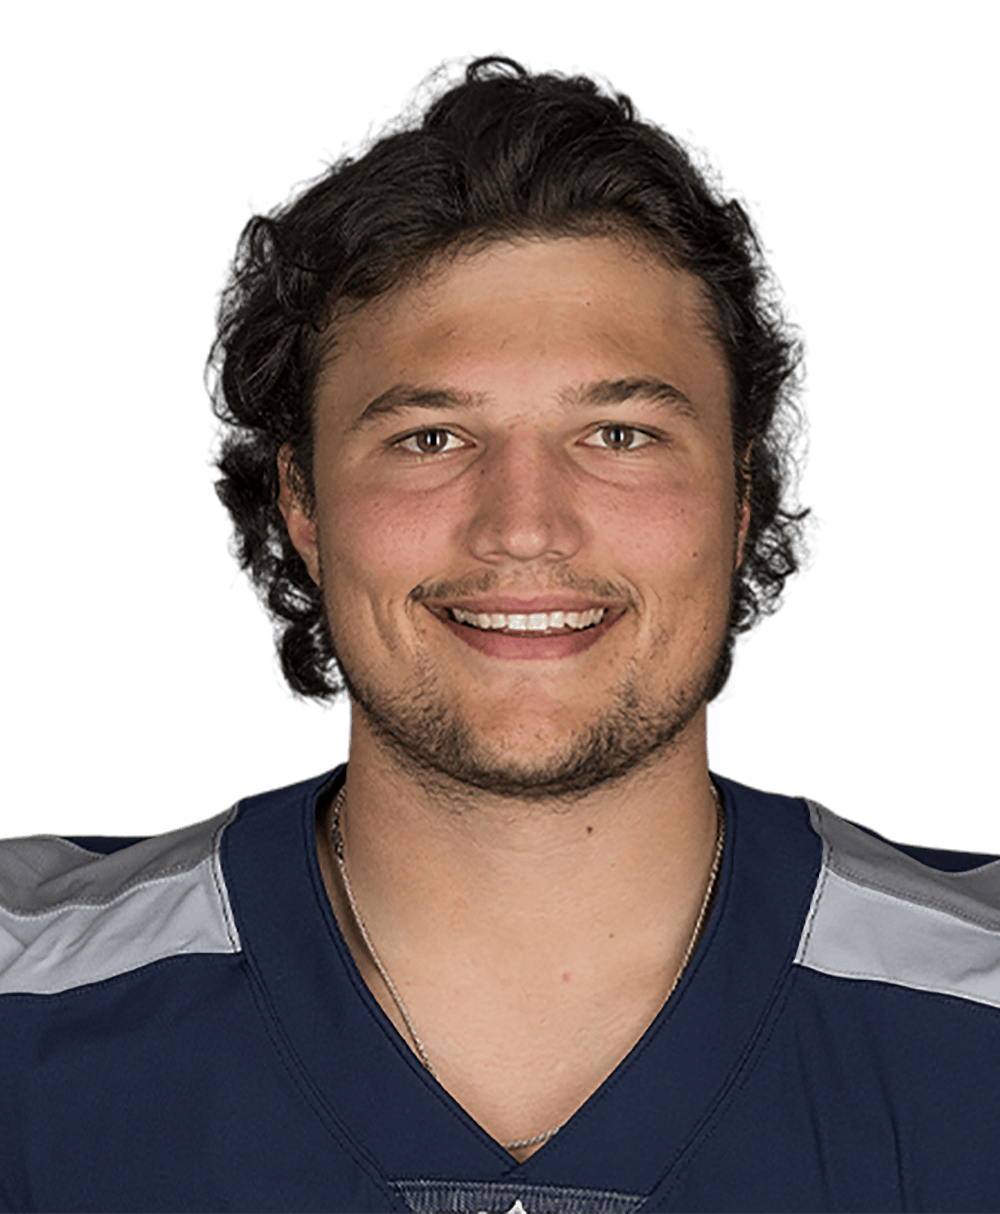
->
xmin=1 ymin=57 xmax=998 ymax=1214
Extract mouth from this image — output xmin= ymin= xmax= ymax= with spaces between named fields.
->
xmin=426 ymin=602 xmax=625 ymax=660
xmin=445 ymin=605 xmax=608 ymax=636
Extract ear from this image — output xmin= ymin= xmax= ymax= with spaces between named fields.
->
xmin=734 ymin=445 xmax=752 ymax=570
xmin=277 ymin=445 xmax=321 ymax=585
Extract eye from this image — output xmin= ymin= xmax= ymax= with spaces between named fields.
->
xmin=396 ymin=428 xmax=467 ymax=456
xmin=582 ymin=424 xmax=656 ymax=452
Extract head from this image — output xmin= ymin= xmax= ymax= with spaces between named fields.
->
xmin=207 ymin=54 xmax=825 ymax=796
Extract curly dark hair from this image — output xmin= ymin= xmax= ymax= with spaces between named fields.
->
xmin=210 ymin=56 xmax=807 ymax=701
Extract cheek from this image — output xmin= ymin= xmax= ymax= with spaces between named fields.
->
xmin=320 ymin=484 xmax=455 ymax=598
xmin=315 ymin=490 xmax=428 ymax=665
xmin=599 ymin=481 xmax=735 ymax=584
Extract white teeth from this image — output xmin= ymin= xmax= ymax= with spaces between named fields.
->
xmin=449 ymin=607 xmax=608 ymax=633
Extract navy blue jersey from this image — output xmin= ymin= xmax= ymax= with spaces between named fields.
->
xmin=2 ymin=769 xmax=1000 ymax=1213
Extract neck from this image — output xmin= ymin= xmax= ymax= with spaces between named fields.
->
xmin=317 ymin=705 xmax=720 ymax=979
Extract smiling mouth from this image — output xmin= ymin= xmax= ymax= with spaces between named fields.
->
xmin=443 ymin=606 xmax=608 ymax=636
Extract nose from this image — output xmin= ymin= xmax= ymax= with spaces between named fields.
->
xmin=464 ymin=432 xmax=584 ymax=564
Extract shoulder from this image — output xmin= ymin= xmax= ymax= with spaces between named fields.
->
xmin=795 ymin=800 xmax=1000 ymax=1010
xmin=0 ymin=807 xmax=241 ymax=996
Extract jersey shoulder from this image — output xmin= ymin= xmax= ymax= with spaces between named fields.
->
xmin=0 ymin=807 xmax=241 ymax=996
xmin=796 ymin=800 xmax=1000 ymax=1010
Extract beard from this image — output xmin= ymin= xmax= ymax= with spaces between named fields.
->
xmin=335 ymin=622 xmax=728 ymax=807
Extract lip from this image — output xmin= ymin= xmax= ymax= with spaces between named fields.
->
xmin=430 ymin=604 xmax=626 ymax=660
xmin=430 ymin=596 xmax=618 ymax=614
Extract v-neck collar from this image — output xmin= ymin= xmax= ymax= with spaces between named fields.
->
xmin=222 ymin=768 xmax=821 ymax=1197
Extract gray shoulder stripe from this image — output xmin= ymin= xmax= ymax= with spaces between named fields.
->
xmin=0 ymin=807 xmax=241 ymax=996
xmin=807 ymin=800 xmax=1000 ymax=929
xmin=796 ymin=801 xmax=1000 ymax=1010
xmin=0 ymin=807 xmax=237 ymax=914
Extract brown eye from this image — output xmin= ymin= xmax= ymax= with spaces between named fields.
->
xmin=415 ymin=429 xmax=449 ymax=453
xmin=603 ymin=425 xmax=635 ymax=450
xmin=398 ymin=428 xmax=464 ymax=455
xmin=583 ymin=425 xmax=654 ymax=452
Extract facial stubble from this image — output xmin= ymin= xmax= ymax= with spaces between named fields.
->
xmin=332 ymin=609 xmax=729 ymax=808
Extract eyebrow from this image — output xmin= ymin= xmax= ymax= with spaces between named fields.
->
xmin=349 ymin=376 xmax=697 ymax=430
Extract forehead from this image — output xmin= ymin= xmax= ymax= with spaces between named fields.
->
xmin=318 ymin=236 xmax=729 ymax=424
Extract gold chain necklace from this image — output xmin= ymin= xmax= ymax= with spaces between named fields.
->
xmin=330 ymin=781 xmax=724 ymax=1152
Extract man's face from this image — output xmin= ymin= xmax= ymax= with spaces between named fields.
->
xmin=283 ymin=236 xmax=744 ymax=801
